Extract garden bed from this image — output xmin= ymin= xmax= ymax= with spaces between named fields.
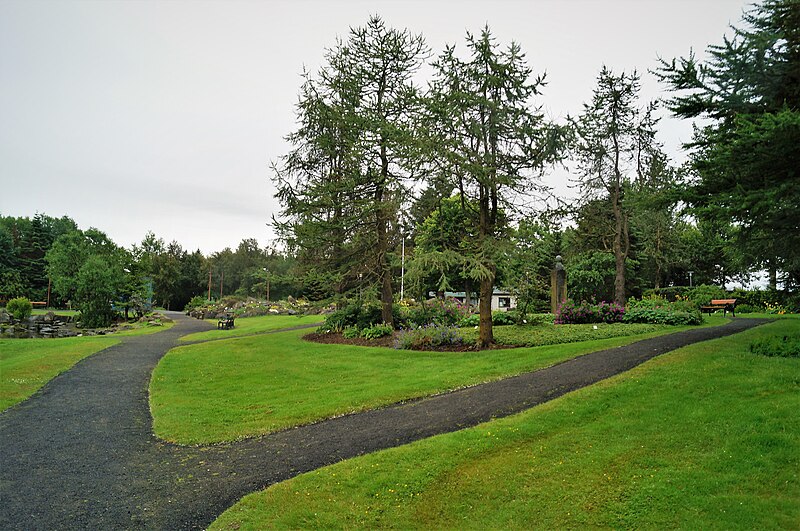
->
xmin=305 ymin=322 xmax=678 ymax=351
xmin=303 ymin=331 xmax=516 ymax=351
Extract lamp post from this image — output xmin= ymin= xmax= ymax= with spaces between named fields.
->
xmin=400 ymin=234 xmax=405 ymax=301
xmin=263 ymin=268 xmax=270 ymax=302
xmin=688 ymin=270 xmax=694 ymax=288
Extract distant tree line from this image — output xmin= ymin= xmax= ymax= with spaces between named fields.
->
xmin=0 ymin=213 xmax=300 ymax=327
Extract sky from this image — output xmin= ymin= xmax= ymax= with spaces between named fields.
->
xmin=0 ymin=0 xmax=752 ymax=255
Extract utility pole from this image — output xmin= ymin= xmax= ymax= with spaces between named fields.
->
xmin=400 ymin=235 xmax=405 ymax=301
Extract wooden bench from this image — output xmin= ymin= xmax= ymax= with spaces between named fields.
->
xmin=700 ymin=298 xmax=737 ymax=317
xmin=217 ymin=314 xmax=235 ymax=329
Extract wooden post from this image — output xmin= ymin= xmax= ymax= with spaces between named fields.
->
xmin=207 ymin=268 xmax=212 ymax=301
xmin=219 ymin=270 xmax=224 ymax=300
xmin=46 ymin=277 xmax=51 ymax=309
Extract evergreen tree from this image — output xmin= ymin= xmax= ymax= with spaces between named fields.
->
xmin=274 ymin=16 xmax=429 ymax=324
xmin=571 ymin=67 xmax=659 ymax=304
xmin=427 ymin=27 xmax=563 ymax=347
xmin=656 ymin=0 xmax=800 ymax=286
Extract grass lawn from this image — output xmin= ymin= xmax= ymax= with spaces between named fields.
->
xmin=0 ymin=319 xmax=173 ymax=411
xmin=31 ymin=309 xmax=79 ymax=316
xmin=211 ymin=317 xmax=800 ymax=530
xmin=178 ymin=314 xmax=324 ymax=342
xmin=150 ymin=319 xmax=725 ymax=445
xmin=460 ymin=319 xmax=725 ymax=347
xmin=1 ymin=336 xmax=119 ymax=411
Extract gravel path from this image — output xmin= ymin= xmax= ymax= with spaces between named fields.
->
xmin=0 ymin=314 xmax=769 ymax=530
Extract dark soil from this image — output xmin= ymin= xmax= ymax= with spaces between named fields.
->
xmin=304 ymin=331 xmax=397 ymax=348
xmin=304 ymin=331 xmax=522 ymax=351
xmin=0 ymin=314 xmax=770 ymax=530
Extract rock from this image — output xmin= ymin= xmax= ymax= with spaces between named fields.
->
xmin=287 ymin=309 xmax=297 ymax=315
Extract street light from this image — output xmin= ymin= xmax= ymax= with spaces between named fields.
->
xmin=263 ymin=268 xmax=270 ymax=302
xmin=688 ymin=270 xmax=694 ymax=288
xmin=400 ymin=233 xmax=405 ymax=301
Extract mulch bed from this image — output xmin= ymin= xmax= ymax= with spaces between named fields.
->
xmin=303 ymin=331 xmax=521 ymax=351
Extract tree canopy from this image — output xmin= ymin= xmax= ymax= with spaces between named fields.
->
xmin=656 ymin=0 xmax=800 ymax=286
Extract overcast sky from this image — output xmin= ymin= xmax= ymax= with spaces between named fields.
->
xmin=0 ymin=0 xmax=751 ymax=254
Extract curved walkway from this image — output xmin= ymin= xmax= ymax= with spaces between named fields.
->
xmin=0 ymin=314 xmax=769 ymax=530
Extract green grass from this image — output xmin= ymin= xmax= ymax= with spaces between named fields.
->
xmin=0 ymin=318 xmax=172 ymax=411
xmin=211 ymin=318 xmax=800 ymax=530
xmin=150 ymin=320 xmax=726 ymax=445
xmin=0 ymin=336 xmax=120 ymax=410
xmin=178 ymin=314 xmax=323 ymax=342
xmin=461 ymin=319 xmax=725 ymax=347
xmin=31 ymin=308 xmax=78 ymax=316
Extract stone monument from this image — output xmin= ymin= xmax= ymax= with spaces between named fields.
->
xmin=551 ymin=254 xmax=567 ymax=314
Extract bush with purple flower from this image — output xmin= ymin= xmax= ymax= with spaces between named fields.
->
xmin=555 ymin=299 xmax=625 ymax=324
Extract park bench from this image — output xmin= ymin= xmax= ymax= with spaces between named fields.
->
xmin=700 ymin=298 xmax=737 ymax=317
xmin=31 ymin=301 xmax=47 ymax=308
xmin=217 ymin=314 xmax=235 ymax=329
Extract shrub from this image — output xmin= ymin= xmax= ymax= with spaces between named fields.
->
xmin=555 ymin=300 xmax=624 ymax=325
xmin=765 ymin=302 xmax=787 ymax=315
xmin=407 ymin=299 xmax=468 ymax=327
xmin=395 ymin=324 xmax=465 ymax=350
xmin=526 ymin=313 xmax=556 ymax=326
xmin=360 ymin=323 xmax=394 ymax=340
xmin=184 ymin=295 xmax=207 ymax=312
xmin=734 ymin=303 xmax=759 ymax=314
xmin=685 ymin=284 xmax=727 ymax=307
xmin=623 ymin=307 xmax=703 ymax=325
xmin=319 ymin=302 xmax=407 ymax=333
xmin=458 ymin=313 xmax=479 ymax=327
xmin=6 ymin=297 xmax=33 ymax=320
xmin=342 ymin=326 xmax=360 ymax=339
xmin=458 ymin=311 xmax=548 ymax=327
xmin=642 ymin=286 xmax=691 ymax=302
xmin=321 ymin=303 xmax=385 ymax=332
xmin=491 ymin=311 xmax=517 ymax=326
xmin=750 ymin=335 xmax=800 ymax=358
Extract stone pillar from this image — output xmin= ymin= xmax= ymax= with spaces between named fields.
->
xmin=551 ymin=255 xmax=567 ymax=314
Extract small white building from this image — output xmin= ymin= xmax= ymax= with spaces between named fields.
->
xmin=489 ymin=290 xmax=516 ymax=311
xmin=431 ymin=290 xmax=517 ymax=311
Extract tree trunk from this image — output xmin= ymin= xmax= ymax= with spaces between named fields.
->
xmin=376 ymin=144 xmax=394 ymax=327
xmin=612 ymin=195 xmax=628 ymax=306
xmin=478 ymin=270 xmax=495 ymax=348
xmin=477 ymin=192 xmax=494 ymax=349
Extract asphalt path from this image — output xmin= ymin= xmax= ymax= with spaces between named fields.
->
xmin=0 ymin=313 xmax=769 ymax=530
